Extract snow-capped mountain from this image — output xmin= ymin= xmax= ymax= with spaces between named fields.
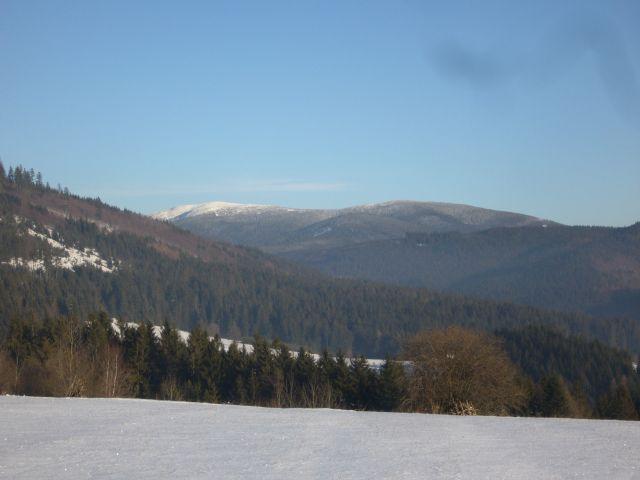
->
xmin=153 ymin=200 xmax=552 ymax=249
xmin=153 ymin=199 xmax=640 ymax=322
xmin=153 ymin=201 xmax=301 ymax=221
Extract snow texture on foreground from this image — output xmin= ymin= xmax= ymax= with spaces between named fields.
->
xmin=1 ymin=396 xmax=639 ymax=480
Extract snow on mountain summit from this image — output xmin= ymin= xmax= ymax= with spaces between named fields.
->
xmin=153 ymin=201 xmax=294 ymax=221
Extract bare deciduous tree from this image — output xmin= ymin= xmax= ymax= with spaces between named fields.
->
xmin=403 ymin=326 xmax=526 ymax=415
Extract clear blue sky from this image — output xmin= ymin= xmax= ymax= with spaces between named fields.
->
xmin=1 ymin=0 xmax=639 ymax=226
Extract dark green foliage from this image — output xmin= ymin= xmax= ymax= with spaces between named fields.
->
xmin=378 ymin=357 xmax=407 ymax=411
xmin=597 ymin=382 xmax=639 ymax=420
xmin=281 ymin=225 xmax=640 ymax=322
xmin=5 ymin=165 xmax=47 ymax=191
xmin=529 ymin=375 xmax=573 ymax=417
xmin=1 ymin=312 xmax=638 ymax=420
xmin=496 ymin=325 xmax=640 ymax=408
xmin=0 ymin=312 xmax=406 ymax=411
xmin=126 ymin=321 xmax=162 ymax=398
xmin=347 ymin=356 xmax=379 ymax=410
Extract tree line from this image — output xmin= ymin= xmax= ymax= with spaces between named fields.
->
xmin=1 ymin=313 xmax=638 ymax=420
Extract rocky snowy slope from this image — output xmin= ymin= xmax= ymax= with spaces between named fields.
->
xmin=1 ymin=396 xmax=638 ymax=480
xmin=1 ymin=220 xmax=118 ymax=273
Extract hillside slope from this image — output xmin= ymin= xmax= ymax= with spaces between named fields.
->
xmin=1 ymin=171 xmax=637 ymax=355
xmin=280 ymin=225 xmax=640 ymax=320
xmin=155 ymin=200 xmax=640 ymax=321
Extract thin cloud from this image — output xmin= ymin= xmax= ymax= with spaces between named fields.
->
xmin=79 ymin=179 xmax=349 ymax=198
xmin=237 ymin=180 xmax=349 ymax=193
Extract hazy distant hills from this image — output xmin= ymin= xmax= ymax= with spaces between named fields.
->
xmin=153 ymin=200 xmax=552 ymax=251
xmin=155 ymin=201 xmax=640 ymax=321
xmin=283 ymin=223 xmax=640 ymax=320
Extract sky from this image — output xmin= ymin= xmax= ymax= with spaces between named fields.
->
xmin=1 ymin=0 xmax=639 ymax=226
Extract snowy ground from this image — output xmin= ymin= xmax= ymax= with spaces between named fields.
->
xmin=1 ymin=396 xmax=639 ymax=479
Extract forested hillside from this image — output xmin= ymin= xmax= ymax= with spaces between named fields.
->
xmin=1 ymin=164 xmax=639 ymax=356
xmin=279 ymin=225 xmax=640 ymax=321
xmin=155 ymin=197 xmax=640 ymax=323
xmin=496 ymin=325 xmax=639 ymax=416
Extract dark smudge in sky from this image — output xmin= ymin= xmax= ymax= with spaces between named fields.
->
xmin=430 ymin=14 xmax=640 ymax=125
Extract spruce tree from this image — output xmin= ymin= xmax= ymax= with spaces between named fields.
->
xmin=332 ymin=352 xmax=351 ymax=407
xmin=378 ymin=357 xmax=406 ymax=411
xmin=349 ymin=356 xmax=376 ymax=410
xmin=597 ymin=382 xmax=639 ymax=420
xmin=159 ymin=320 xmax=184 ymax=393
xmin=531 ymin=375 xmax=572 ymax=417
xmin=131 ymin=322 xmax=161 ymax=398
xmin=187 ymin=326 xmax=210 ymax=400
xmin=252 ymin=336 xmax=275 ymax=405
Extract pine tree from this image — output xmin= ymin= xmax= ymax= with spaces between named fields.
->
xmin=187 ymin=326 xmax=210 ymax=401
xmin=349 ymin=356 xmax=376 ymax=410
xmin=597 ymin=382 xmax=639 ymax=420
xmin=130 ymin=322 xmax=160 ymax=398
xmin=378 ymin=357 xmax=406 ymax=411
xmin=251 ymin=336 xmax=275 ymax=405
xmin=531 ymin=375 xmax=572 ymax=417
xmin=272 ymin=341 xmax=294 ymax=407
xmin=158 ymin=320 xmax=186 ymax=399
xmin=221 ymin=342 xmax=248 ymax=403
xmin=331 ymin=351 xmax=351 ymax=407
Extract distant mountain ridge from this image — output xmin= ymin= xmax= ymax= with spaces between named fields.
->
xmin=153 ymin=200 xmax=553 ymax=251
xmin=154 ymin=200 xmax=640 ymax=322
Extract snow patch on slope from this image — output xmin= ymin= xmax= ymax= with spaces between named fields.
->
xmin=112 ymin=320 xmax=386 ymax=369
xmin=2 ymin=227 xmax=118 ymax=273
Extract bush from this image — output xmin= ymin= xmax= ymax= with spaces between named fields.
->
xmin=403 ymin=326 xmax=526 ymax=415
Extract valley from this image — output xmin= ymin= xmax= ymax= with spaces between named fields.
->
xmin=155 ymin=200 xmax=640 ymax=321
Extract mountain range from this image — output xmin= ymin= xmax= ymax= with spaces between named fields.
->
xmin=154 ymin=201 xmax=640 ymax=321
xmin=2 ymin=168 xmax=636 ymax=356
xmin=153 ymin=200 xmax=553 ymax=251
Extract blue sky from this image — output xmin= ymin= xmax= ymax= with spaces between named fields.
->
xmin=1 ymin=0 xmax=639 ymax=225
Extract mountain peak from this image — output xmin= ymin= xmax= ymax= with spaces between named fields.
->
xmin=153 ymin=201 xmax=293 ymax=221
xmin=155 ymin=198 xmax=555 ymax=251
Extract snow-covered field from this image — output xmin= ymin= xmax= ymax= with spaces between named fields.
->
xmin=1 ymin=396 xmax=639 ymax=479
